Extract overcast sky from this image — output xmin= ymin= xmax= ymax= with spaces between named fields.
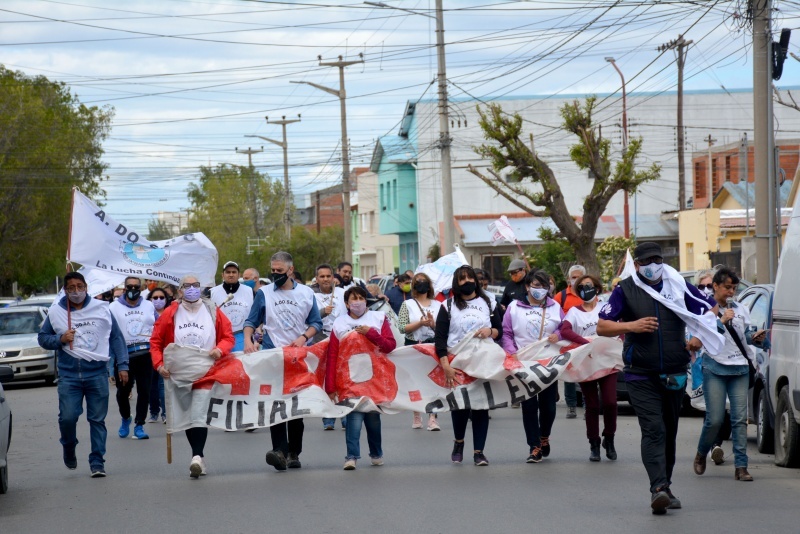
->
xmin=3 ymin=0 xmax=799 ymax=231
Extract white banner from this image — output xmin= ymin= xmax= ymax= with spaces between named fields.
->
xmin=487 ymin=215 xmax=518 ymax=246
xmin=415 ymin=245 xmax=469 ymax=295
xmin=162 ymin=334 xmax=623 ymax=433
xmin=68 ymin=190 xmax=218 ymax=287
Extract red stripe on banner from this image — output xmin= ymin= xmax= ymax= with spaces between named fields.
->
xmin=193 ymin=356 xmax=251 ymax=395
xmin=259 ymin=384 xmax=272 ymax=395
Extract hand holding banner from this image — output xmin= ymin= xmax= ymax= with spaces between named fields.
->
xmin=67 ymin=190 xmax=218 ymax=287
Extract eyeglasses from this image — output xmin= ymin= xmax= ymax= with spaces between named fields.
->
xmin=65 ymin=285 xmax=87 ymax=293
xmin=697 ymin=284 xmax=712 ymax=291
xmin=509 ymin=268 xmax=524 ymax=276
xmin=637 ymin=257 xmax=663 ymax=266
xmin=125 ymin=284 xmax=141 ymax=290
xmin=182 ymin=282 xmax=201 ymax=289
xmin=151 ymin=296 xmax=166 ymax=301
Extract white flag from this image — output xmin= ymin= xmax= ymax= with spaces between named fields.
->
xmin=415 ymin=244 xmax=469 ymax=295
xmin=67 ymin=190 xmax=218 ymax=287
xmin=487 ymin=215 xmax=518 ymax=246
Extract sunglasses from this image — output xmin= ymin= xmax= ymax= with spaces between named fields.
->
xmin=509 ymin=268 xmax=524 ymax=275
xmin=151 ymin=296 xmax=166 ymax=301
xmin=697 ymin=284 xmax=713 ymax=291
xmin=126 ymin=284 xmax=141 ymax=290
xmin=637 ymin=257 xmax=663 ymax=266
xmin=182 ymin=282 xmax=201 ymax=289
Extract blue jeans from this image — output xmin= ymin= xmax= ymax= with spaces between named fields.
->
xmin=345 ymin=411 xmax=382 ymax=460
xmin=697 ymin=362 xmax=749 ymax=468
xmin=564 ymin=382 xmax=577 ymax=408
xmin=149 ymin=372 xmax=165 ymax=417
xmin=58 ymin=374 xmax=109 ymax=468
xmin=322 ymin=418 xmax=347 ymax=429
xmin=233 ymin=331 xmax=245 ymax=352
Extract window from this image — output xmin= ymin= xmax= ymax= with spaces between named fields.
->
xmin=730 ymin=239 xmax=742 ymax=251
xmin=392 ymin=179 xmax=398 ymax=211
xmin=694 ymin=162 xmax=705 ymax=200
xmin=369 ymin=211 xmax=375 ymax=234
xmin=749 ymin=294 xmax=770 ymax=330
xmin=711 ymin=158 xmax=719 ymax=194
xmin=380 ymin=183 xmax=385 ymax=210
xmin=361 ymin=213 xmax=370 ymax=233
xmin=725 ymin=155 xmax=732 ymax=182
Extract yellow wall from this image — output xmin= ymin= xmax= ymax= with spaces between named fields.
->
xmin=678 ymin=209 xmax=720 ymax=271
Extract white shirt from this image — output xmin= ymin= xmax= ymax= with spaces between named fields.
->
xmin=314 ymin=287 xmax=346 ymax=335
xmin=507 ymin=299 xmax=562 ymax=348
xmin=446 ymin=297 xmax=494 ymax=348
xmin=174 ymin=303 xmax=216 ymax=351
xmin=210 ymin=283 xmax=254 ymax=332
xmin=261 ymin=282 xmax=316 ymax=347
xmin=48 ymin=298 xmax=112 ymax=362
xmin=405 ymin=298 xmax=442 ymax=342
xmin=109 ymin=298 xmax=156 ymax=346
xmin=564 ymin=303 xmax=601 ymax=337
xmin=332 ymin=310 xmax=386 ymax=340
xmin=708 ymin=301 xmax=754 ymax=366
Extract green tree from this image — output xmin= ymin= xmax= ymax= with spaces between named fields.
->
xmin=0 ymin=66 xmax=113 ymax=292
xmin=524 ymin=228 xmax=576 ymax=290
xmin=597 ymin=235 xmax=637 ymax=286
xmin=147 ymin=219 xmax=174 ymax=241
xmin=256 ymin=226 xmax=344 ymax=280
xmin=186 ymin=164 xmax=285 ymax=267
xmin=468 ymin=98 xmax=660 ymax=274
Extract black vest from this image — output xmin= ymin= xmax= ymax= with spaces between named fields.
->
xmin=619 ymin=277 xmax=690 ymax=375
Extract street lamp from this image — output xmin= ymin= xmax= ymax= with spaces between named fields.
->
xmin=366 ymin=0 xmax=456 ymax=256
xmin=605 ymin=57 xmax=630 ymax=239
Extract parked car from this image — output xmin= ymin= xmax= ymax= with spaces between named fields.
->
xmin=0 ymin=306 xmax=57 ymax=385
xmin=8 ymin=294 xmax=58 ymax=308
xmin=735 ymin=284 xmax=775 ymax=453
xmin=766 ymin=196 xmax=800 ymax=467
xmin=369 ymin=274 xmax=395 ymax=294
xmin=0 ymin=364 xmax=13 ymax=494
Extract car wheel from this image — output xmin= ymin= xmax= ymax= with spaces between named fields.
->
xmin=44 ymin=354 xmax=58 ymax=386
xmin=774 ymin=386 xmax=800 ymax=467
xmin=0 ymin=464 xmax=7 ymax=494
xmin=757 ymin=389 xmax=775 ymax=454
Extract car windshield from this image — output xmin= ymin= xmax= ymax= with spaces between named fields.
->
xmin=0 ymin=311 xmax=42 ymax=335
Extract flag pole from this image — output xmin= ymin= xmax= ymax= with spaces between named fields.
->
xmin=166 ymin=433 xmax=172 ymax=464
xmin=65 ymin=188 xmax=77 ymax=350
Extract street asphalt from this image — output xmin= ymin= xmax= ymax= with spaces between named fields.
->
xmin=1 ymin=380 xmax=798 ymax=534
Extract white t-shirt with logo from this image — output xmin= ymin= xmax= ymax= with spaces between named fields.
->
xmin=332 ymin=310 xmax=386 ymax=340
xmin=507 ymin=299 xmax=562 ymax=348
xmin=446 ymin=297 xmax=495 ymax=348
xmin=210 ymin=283 xmax=254 ymax=333
xmin=109 ymin=298 xmax=156 ymax=346
xmin=49 ymin=298 xmax=112 ymax=362
xmin=564 ymin=304 xmax=601 ymax=337
xmin=173 ymin=304 xmax=216 ymax=351
xmin=261 ymin=283 xmax=316 ymax=347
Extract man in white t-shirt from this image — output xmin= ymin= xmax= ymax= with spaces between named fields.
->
xmin=210 ymin=261 xmax=253 ymax=352
xmin=243 ymin=251 xmax=323 ymax=472
xmin=313 ymin=263 xmax=346 ymax=431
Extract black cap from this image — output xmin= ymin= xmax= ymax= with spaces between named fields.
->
xmin=633 ymin=242 xmax=662 ymax=262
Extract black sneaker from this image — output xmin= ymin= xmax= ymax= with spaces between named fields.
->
xmin=665 ymin=488 xmax=681 ymax=509
xmin=451 ymin=441 xmax=465 ymax=463
xmin=473 ymin=452 xmax=489 ymax=466
xmin=541 ymin=437 xmax=551 ymax=457
xmin=90 ymin=466 xmax=106 ymax=478
xmin=265 ymin=450 xmax=287 ymax=471
xmin=651 ymin=490 xmax=670 ymax=515
xmin=63 ymin=447 xmax=77 ymax=470
xmin=526 ymin=446 xmax=543 ymax=463
xmin=287 ymin=452 xmax=302 ymax=469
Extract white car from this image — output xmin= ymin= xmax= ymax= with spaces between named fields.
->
xmin=0 ymin=306 xmax=56 ymax=385
xmin=0 ymin=364 xmax=13 ymax=494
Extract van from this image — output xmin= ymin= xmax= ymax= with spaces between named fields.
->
xmin=767 ymin=193 xmax=800 ymax=467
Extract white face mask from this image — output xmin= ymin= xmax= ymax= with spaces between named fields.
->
xmin=637 ymin=263 xmax=664 ymax=282
xmin=529 ymin=287 xmax=548 ymax=301
xmin=701 ymin=287 xmax=714 ymax=298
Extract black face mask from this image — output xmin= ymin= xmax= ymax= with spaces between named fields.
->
xmin=578 ymin=285 xmax=598 ymax=302
xmin=271 ymin=272 xmax=289 ymax=287
xmin=458 ymin=281 xmax=477 ymax=295
xmin=222 ymin=281 xmax=240 ymax=294
xmin=126 ymin=289 xmax=141 ymax=301
xmin=413 ymin=281 xmax=431 ymax=294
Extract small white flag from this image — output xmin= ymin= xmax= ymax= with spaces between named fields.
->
xmin=487 ymin=215 xmax=518 ymax=246
xmin=67 ymin=190 xmax=218 ymax=287
xmin=415 ymin=245 xmax=469 ymax=295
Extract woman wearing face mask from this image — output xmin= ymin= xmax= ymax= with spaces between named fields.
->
xmin=434 ymin=265 xmax=502 ymax=466
xmin=325 ymin=286 xmax=397 ymax=470
xmin=557 ymin=274 xmax=617 ymax=462
xmin=150 ymin=275 xmax=234 ymax=479
xmin=397 ymin=272 xmax=442 ymax=431
xmin=693 ymin=267 xmax=766 ymax=482
xmin=147 ymin=288 xmax=170 ymax=423
xmin=501 ymin=270 xmax=564 ymax=463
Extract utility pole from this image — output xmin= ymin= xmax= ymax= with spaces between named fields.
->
xmin=704 ymin=135 xmax=716 ymax=207
xmin=605 ymin=57 xmax=629 ymax=237
xmin=741 ymin=133 xmax=750 ymax=236
xmin=246 ymin=114 xmax=301 ymax=238
xmin=753 ymin=0 xmax=775 ymax=283
xmin=291 ymin=53 xmax=363 ymax=261
xmin=658 ymin=35 xmax=693 ymax=210
xmin=235 ymin=146 xmax=264 ymax=238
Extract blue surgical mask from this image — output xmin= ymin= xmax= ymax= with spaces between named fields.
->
xmin=529 ymin=287 xmax=548 ymax=301
xmin=242 ymin=279 xmax=256 ymax=290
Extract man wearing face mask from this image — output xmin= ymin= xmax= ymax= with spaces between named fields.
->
xmin=210 ymin=261 xmax=253 ymax=353
xmin=385 ymin=273 xmax=412 ymax=314
xmin=109 ymin=276 xmax=158 ymax=441
xmin=555 ymin=265 xmax=587 ymax=419
xmin=38 ymin=271 xmax=129 ymax=478
xmin=243 ymin=251 xmax=323 ymax=471
xmin=242 ymin=268 xmax=261 ymax=293
xmin=597 ymin=242 xmax=717 ymax=515
xmin=500 ymin=258 xmax=529 ymax=310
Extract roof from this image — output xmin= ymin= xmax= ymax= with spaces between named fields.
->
xmin=369 ymin=135 xmax=417 ymax=172
xmin=714 ymin=180 xmax=794 ymax=208
xmin=455 ymin=213 xmax=677 ymax=247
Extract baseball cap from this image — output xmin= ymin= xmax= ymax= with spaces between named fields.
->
xmin=633 ymin=242 xmax=662 ymax=262
xmin=222 ymin=261 xmax=240 ymax=271
xmin=507 ymin=259 xmax=527 ymax=272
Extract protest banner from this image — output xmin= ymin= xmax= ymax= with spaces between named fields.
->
xmin=67 ymin=189 xmax=218 ymax=287
xmin=415 ymin=245 xmax=469 ymax=295
xmin=162 ymin=333 xmax=623 ymax=433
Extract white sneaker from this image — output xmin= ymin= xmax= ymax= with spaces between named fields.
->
xmin=711 ymin=445 xmax=725 ymax=465
xmin=427 ymin=414 xmax=441 ymax=431
xmin=190 ymin=455 xmax=207 ymax=478
xmin=412 ymin=412 xmax=423 ymax=429
xmin=343 ymin=459 xmax=357 ymax=470
xmin=371 ymin=457 xmax=384 ymax=466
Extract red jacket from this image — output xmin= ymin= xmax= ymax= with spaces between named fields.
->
xmin=150 ymin=300 xmax=235 ymax=370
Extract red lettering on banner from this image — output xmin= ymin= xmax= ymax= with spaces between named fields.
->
xmin=336 ymin=334 xmax=398 ymax=404
xmin=504 ymin=354 xmax=524 ymax=370
xmin=193 ymin=356 xmax=251 ymax=395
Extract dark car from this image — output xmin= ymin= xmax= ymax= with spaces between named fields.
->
xmin=736 ymin=284 xmax=775 ymax=454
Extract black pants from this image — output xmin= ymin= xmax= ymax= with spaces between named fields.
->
xmin=270 ymin=419 xmax=304 ymax=456
xmin=186 ymin=427 xmax=208 ymax=457
xmin=451 ymin=409 xmax=489 ymax=451
xmin=626 ymin=377 xmax=684 ymax=493
xmin=115 ymin=352 xmax=152 ymax=426
xmin=521 ymin=383 xmax=558 ymax=449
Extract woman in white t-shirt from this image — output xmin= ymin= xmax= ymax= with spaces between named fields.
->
xmin=557 ymin=274 xmax=617 ymax=462
xmin=397 ymin=272 xmax=442 ymax=431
